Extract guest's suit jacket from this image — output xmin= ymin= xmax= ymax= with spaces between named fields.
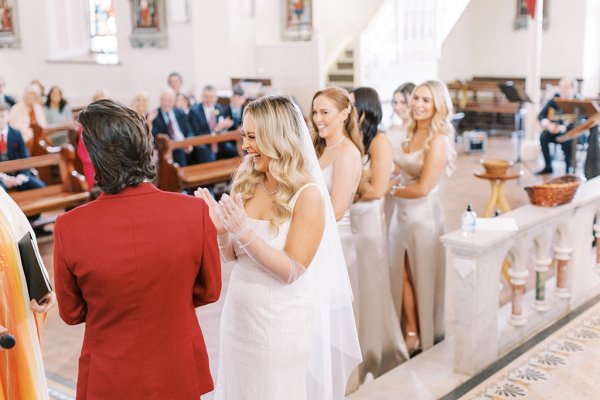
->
xmin=223 ymin=104 xmax=245 ymax=130
xmin=54 ymin=183 xmax=222 ymax=400
xmin=151 ymin=107 xmax=193 ymax=139
xmin=2 ymin=126 xmax=33 ymax=176
xmin=188 ymin=103 xmax=225 ymax=135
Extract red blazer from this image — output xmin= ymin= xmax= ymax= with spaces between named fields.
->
xmin=54 ymin=183 xmax=221 ymax=400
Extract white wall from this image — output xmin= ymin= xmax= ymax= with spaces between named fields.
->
xmin=582 ymin=0 xmax=600 ymax=96
xmin=0 ymin=0 xmax=322 ymax=112
xmin=1 ymin=0 xmax=199 ymax=108
xmin=313 ymin=0 xmax=384 ymax=68
xmin=440 ymin=0 xmax=600 ymax=96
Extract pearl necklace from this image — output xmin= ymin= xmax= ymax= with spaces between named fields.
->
xmin=262 ymin=181 xmax=279 ymax=195
xmin=325 ymin=136 xmax=345 ymax=150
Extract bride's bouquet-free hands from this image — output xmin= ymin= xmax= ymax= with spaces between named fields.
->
xmin=217 ymin=193 xmax=306 ymax=284
xmin=218 ymin=194 xmax=253 ymax=246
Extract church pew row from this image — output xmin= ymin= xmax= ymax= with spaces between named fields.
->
xmin=155 ymin=130 xmax=244 ymax=193
xmin=0 ymin=145 xmax=90 ymax=217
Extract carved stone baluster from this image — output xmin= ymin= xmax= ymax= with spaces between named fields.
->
xmin=554 ymin=246 xmax=573 ymax=299
xmin=508 ymin=267 xmax=529 ymax=326
xmin=534 ymin=257 xmax=552 ymax=312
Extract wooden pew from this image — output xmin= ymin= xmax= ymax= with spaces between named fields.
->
xmin=30 ymin=122 xmax=81 ymax=184
xmin=0 ymin=145 xmax=90 ymax=218
xmin=155 ymin=130 xmax=244 ymax=192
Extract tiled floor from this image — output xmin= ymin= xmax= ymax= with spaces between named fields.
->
xmin=38 ymin=135 xmax=573 ymax=398
xmin=460 ymin=297 xmax=600 ymax=399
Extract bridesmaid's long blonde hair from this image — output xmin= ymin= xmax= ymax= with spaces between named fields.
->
xmin=231 ymin=96 xmax=309 ymax=232
xmin=406 ymin=80 xmax=456 ymax=176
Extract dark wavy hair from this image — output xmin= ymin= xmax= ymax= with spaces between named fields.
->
xmin=394 ymin=82 xmax=416 ymax=101
xmin=78 ymin=99 xmax=156 ymax=194
xmin=351 ymin=87 xmax=382 ymax=159
xmin=45 ymin=86 xmax=68 ymax=113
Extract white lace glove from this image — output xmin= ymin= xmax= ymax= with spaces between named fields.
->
xmin=218 ymin=194 xmax=307 ymax=284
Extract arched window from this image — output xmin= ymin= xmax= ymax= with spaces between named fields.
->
xmin=89 ymin=0 xmax=118 ymax=64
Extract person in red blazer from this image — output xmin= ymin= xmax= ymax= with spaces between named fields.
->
xmin=53 ymin=99 xmax=222 ymax=400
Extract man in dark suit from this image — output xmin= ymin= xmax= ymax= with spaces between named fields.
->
xmin=54 ymin=99 xmax=222 ymax=400
xmin=222 ymin=85 xmax=246 ymax=130
xmin=0 ymin=103 xmax=45 ymax=192
xmin=188 ymin=85 xmax=238 ymax=160
xmin=0 ymin=77 xmax=16 ymax=107
xmin=536 ymin=78 xmax=577 ymax=175
xmin=151 ymin=88 xmax=195 ymax=167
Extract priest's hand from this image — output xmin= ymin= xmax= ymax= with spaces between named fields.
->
xmin=30 ymin=292 xmax=56 ymax=314
xmin=0 ymin=325 xmax=6 ymax=335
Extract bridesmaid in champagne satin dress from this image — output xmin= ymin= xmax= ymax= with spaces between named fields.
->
xmin=384 ymin=83 xmax=416 ymax=227
xmin=388 ymin=81 xmax=456 ymax=354
xmin=311 ymin=88 xmax=364 ymax=322
xmin=349 ymin=87 xmax=407 ymax=382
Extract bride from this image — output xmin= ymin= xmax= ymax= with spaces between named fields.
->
xmin=196 ymin=96 xmax=361 ymax=399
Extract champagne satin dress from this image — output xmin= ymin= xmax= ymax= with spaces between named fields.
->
xmin=350 ymin=158 xmax=407 ymax=381
xmin=388 ymin=148 xmax=446 ymax=350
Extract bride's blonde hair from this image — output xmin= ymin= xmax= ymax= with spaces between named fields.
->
xmin=231 ymin=96 xmax=309 ymax=232
xmin=406 ymin=80 xmax=456 ymax=176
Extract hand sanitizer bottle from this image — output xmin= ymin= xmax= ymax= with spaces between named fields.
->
xmin=461 ymin=204 xmax=477 ymax=237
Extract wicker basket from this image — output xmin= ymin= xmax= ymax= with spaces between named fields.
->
xmin=480 ymin=159 xmax=513 ymax=176
xmin=524 ymin=175 xmax=583 ymax=207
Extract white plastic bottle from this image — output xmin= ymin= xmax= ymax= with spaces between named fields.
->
xmin=461 ymin=204 xmax=477 ymax=237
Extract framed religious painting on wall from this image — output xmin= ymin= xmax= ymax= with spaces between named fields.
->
xmin=130 ymin=0 xmax=167 ymax=48
xmin=514 ymin=0 xmax=549 ymax=30
xmin=0 ymin=0 xmax=20 ymax=48
xmin=282 ymin=0 xmax=313 ymax=41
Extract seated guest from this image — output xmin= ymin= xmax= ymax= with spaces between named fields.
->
xmin=222 ymin=85 xmax=246 ymax=130
xmin=30 ymin=79 xmax=46 ymax=105
xmin=168 ymin=72 xmax=184 ymax=95
xmin=132 ymin=91 xmax=150 ymax=119
xmin=537 ymin=78 xmax=577 ymax=175
xmin=91 ymin=88 xmax=109 ymax=102
xmin=151 ymin=88 xmax=195 ymax=167
xmin=77 ymin=91 xmax=110 ymax=191
xmin=44 ymin=86 xmax=73 ymax=146
xmin=0 ymin=103 xmax=45 ymax=192
xmin=9 ymin=84 xmax=47 ymax=143
xmin=0 ymin=76 xmax=16 ymax=107
xmin=189 ymin=85 xmax=237 ymax=160
xmin=54 ymin=99 xmax=221 ymax=400
xmin=176 ymin=93 xmax=191 ymax=115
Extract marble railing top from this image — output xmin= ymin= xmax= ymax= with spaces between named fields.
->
xmin=441 ymin=176 xmax=600 ymax=252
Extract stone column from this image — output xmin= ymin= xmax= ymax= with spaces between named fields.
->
xmin=534 ymin=257 xmax=552 ymax=312
xmin=554 ymin=245 xmax=573 ymax=299
xmin=521 ymin=0 xmax=544 ymax=161
xmin=508 ymin=266 xmax=529 ymax=326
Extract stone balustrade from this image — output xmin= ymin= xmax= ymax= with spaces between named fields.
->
xmin=441 ymin=176 xmax=600 ymax=375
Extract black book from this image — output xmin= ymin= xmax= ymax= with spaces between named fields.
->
xmin=18 ymin=232 xmax=52 ymax=303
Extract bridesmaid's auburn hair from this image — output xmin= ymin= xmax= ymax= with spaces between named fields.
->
xmin=231 ymin=96 xmax=310 ymax=233
xmin=310 ymin=87 xmax=364 ymax=158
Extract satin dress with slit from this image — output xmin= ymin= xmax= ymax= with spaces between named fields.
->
xmin=388 ymin=148 xmax=446 ymax=351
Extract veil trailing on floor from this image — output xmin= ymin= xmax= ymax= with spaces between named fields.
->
xmin=291 ymin=100 xmax=362 ymax=399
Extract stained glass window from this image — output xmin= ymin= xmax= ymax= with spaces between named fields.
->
xmin=89 ymin=0 xmax=119 ymax=64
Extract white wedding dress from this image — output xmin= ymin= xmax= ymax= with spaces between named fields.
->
xmin=214 ymin=184 xmax=316 ymax=400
